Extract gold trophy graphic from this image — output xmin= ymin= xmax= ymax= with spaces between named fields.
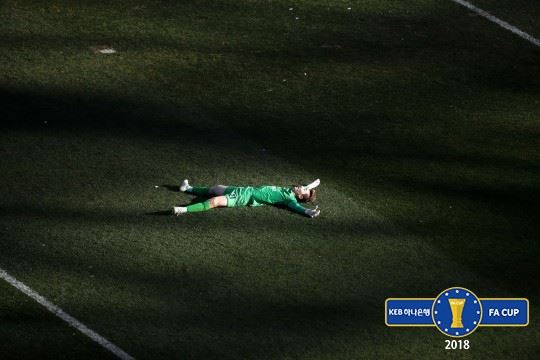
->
xmin=448 ymin=299 xmax=466 ymax=328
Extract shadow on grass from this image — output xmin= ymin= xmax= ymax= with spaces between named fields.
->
xmin=0 ymin=203 xmax=393 ymax=239
xmin=145 ymin=210 xmax=171 ymax=216
xmin=161 ymin=184 xmax=179 ymax=192
xmin=0 ymin=218 xmax=384 ymax=359
xmin=2 ymin=85 xmax=538 ymax=294
xmin=0 ymin=88 xmax=208 ymax=141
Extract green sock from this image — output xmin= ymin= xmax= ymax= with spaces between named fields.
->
xmin=186 ymin=200 xmax=212 ymax=213
xmin=186 ymin=186 xmax=211 ymax=197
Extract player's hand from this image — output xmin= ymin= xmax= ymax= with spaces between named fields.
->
xmin=305 ymin=205 xmax=320 ymax=218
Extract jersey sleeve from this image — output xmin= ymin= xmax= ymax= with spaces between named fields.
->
xmin=286 ymin=201 xmax=307 ymax=215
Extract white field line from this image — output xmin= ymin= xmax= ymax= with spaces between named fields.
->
xmin=450 ymin=0 xmax=540 ymax=47
xmin=0 ymin=268 xmax=134 ymax=360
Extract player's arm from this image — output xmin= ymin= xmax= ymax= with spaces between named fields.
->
xmin=286 ymin=201 xmax=320 ymax=218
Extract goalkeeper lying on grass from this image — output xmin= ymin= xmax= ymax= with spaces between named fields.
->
xmin=173 ymin=179 xmax=321 ymax=218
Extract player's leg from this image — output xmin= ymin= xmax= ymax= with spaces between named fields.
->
xmin=180 ymin=179 xmax=208 ymax=195
xmin=173 ymin=196 xmax=227 ymax=215
xmin=180 ymin=179 xmax=228 ymax=196
xmin=209 ymin=185 xmax=227 ymax=195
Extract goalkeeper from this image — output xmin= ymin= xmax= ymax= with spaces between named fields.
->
xmin=173 ymin=179 xmax=321 ymax=218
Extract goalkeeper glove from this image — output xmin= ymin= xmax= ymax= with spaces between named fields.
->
xmin=305 ymin=205 xmax=320 ymax=218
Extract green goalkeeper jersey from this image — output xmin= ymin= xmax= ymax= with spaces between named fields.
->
xmin=224 ymin=185 xmax=306 ymax=214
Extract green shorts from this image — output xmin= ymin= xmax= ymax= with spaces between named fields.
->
xmin=223 ymin=186 xmax=254 ymax=207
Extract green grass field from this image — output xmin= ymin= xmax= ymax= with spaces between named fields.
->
xmin=1 ymin=0 xmax=539 ymax=358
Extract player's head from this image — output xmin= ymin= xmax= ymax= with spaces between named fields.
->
xmin=293 ymin=185 xmax=317 ymax=203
